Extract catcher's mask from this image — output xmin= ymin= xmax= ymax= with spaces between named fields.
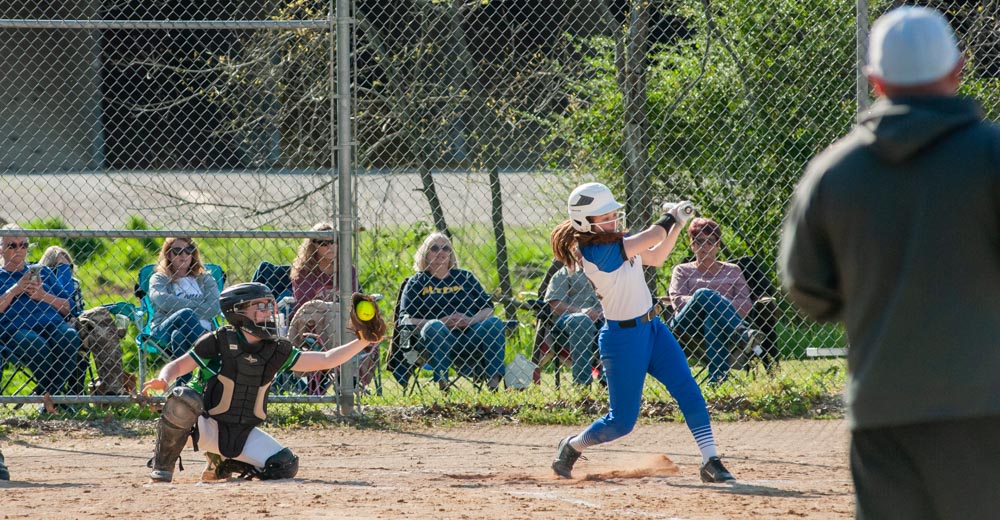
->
xmin=221 ymin=282 xmax=279 ymax=340
xmin=568 ymin=182 xmax=626 ymax=233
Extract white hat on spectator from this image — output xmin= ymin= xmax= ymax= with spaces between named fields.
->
xmin=865 ymin=6 xmax=961 ymax=86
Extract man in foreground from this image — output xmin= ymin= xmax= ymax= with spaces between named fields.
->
xmin=780 ymin=6 xmax=1000 ymax=518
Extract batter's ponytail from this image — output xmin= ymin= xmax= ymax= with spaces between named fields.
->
xmin=551 ymin=219 xmax=628 ymax=270
xmin=550 ymin=220 xmax=580 ymax=270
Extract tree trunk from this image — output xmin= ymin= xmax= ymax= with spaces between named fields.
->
xmin=446 ymin=0 xmax=517 ymax=318
xmin=613 ymin=0 xmax=657 ymax=295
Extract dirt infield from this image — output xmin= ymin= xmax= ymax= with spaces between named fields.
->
xmin=0 ymin=419 xmax=853 ymax=519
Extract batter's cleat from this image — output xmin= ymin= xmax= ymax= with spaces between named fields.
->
xmin=0 ymin=449 xmax=9 ymax=481
xmin=700 ymin=456 xmax=736 ymax=483
xmin=551 ymin=436 xmax=582 ymax=479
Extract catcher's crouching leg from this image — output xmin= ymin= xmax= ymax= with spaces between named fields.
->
xmin=210 ymin=448 xmax=299 ymax=481
xmin=148 ymin=387 xmax=203 ymax=482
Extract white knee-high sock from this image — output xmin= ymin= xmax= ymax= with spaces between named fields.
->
xmin=691 ymin=424 xmax=719 ymax=463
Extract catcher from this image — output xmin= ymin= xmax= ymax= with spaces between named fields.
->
xmin=142 ymin=282 xmax=385 ymax=483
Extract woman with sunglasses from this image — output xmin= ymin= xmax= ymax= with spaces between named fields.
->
xmin=288 ymin=222 xmax=361 ymax=395
xmin=398 ymin=232 xmax=506 ymax=391
xmin=149 ymin=237 xmax=221 ymax=359
xmin=0 ymin=225 xmax=79 ymax=411
xmin=667 ymin=218 xmax=762 ymax=384
xmin=289 ymin=222 xmax=357 ymax=319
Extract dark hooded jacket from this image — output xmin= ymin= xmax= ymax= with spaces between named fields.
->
xmin=779 ymin=96 xmax=1000 ymax=429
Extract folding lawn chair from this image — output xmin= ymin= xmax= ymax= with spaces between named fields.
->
xmin=387 ymin=275 xmax=516 ymax=394
xmin=131 ymin=263 xmax=226 ymax=384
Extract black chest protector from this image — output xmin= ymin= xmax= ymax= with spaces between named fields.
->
xmin=201 ymin=327 xmax=293 ymax=458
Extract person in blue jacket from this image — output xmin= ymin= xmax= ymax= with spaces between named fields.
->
xmin=0 ymin=225 xmax=79 ymax=409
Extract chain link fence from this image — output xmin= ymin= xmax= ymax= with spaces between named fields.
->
xmin=1 ymin=0 xmax=998 ymax=421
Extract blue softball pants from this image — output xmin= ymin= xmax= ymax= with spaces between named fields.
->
xmin=576 ymin=316 xmax=711 ymax=447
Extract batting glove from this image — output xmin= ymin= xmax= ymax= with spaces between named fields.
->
xmin=662 ymin=201 xmax=696 ymax=226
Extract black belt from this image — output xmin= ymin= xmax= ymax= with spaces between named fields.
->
xmin=610 ymin=304 xmax=662 ymax=329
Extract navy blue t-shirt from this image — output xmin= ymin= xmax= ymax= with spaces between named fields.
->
xmin=0 ymin=264 xmax=71 ymax=335
xmin=400 ymin=269 xmax=493 ymax=319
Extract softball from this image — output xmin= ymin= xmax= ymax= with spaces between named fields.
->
xmin=355 ymin=299 xmax=376 ymax=321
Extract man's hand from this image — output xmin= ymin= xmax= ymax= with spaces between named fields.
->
xmin=24 ymin=279 xmax=46 ymax=301
xmin=7 ymin=275 xmax=33 ymax=297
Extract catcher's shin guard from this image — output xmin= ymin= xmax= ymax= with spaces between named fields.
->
xmin=258 ymin=448 xmax=299 ymax=480
xmin=148 ymin=387 xmax=203 ymax=482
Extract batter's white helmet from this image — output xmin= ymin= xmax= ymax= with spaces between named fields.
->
xmin=568 ymin=182 xmax=624 ymax=233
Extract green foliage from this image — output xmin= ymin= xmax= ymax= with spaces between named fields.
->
xmin=124 ymin=215 xmax=161 ymax=255
xmin=535 ymin=0 xmax=858 ymax=269
xmin=23 ymin=217 xmax=109 ymax=265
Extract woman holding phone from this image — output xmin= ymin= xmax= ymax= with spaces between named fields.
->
xmin=0 ymin=224 xmax=79 ymax=412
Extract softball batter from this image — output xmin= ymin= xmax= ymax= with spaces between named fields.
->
xmin=548 ymin=182 xmax=735 ymax=483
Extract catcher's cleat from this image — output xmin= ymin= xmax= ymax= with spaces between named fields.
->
xmin=700 ymin=456 xmax=736 ymax=483
xmin=201 ymin=452 xmax=231 ymax=481
xmin=0 ymin=449 xmax=9 ymax=481
xmin=551 ymin=436 xmax=583 ymax=479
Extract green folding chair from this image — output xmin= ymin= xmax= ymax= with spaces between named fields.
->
xmin=131 ymin=263 xmax=226 ymax=384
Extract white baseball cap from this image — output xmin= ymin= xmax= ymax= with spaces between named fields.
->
xmin=865 ymin=6 xmax=961 ymax=86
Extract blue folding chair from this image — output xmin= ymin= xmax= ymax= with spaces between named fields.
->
xmin=252 ymin=261 xmax=293 ymax=302
xmin=131 ymin=263 xmax=227 ymax=384
xmin=252 ymin=261 xmax=295 ymax=322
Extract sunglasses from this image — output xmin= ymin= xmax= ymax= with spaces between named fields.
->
xmin=429 ymin=244 xmax=452 ymax=253
xmin=168 ymin=246 xmax=196 ymax=255
xmin=242 ymin=301 xmax=276 ymax=311
xmin=692 ymin=236 xmax=719 ymax=245
xmin=312 ymin=240 xmax=335 ymax=247
xmin=4 ymin=241 xmax=29 ymax=250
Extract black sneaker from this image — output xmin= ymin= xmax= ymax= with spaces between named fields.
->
xmin=700 ymin=456 xmax=735 ymax=483
xmin=0 ymin=449 xmax=9 ymax=481
xmin=551 ymin=436 xmax=582 ymax=479
xmin=731 ymin=328 xmax=764 ymax=371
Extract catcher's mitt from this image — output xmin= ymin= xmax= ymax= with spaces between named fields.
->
xmin=350 ymin=292 xmax=387 ymax=343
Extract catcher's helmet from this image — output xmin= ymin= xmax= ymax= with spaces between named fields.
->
xmin=568 ymin=182 xmax=624 ymax=233
xmin=220 ymin=282 xmax=278 ymax=340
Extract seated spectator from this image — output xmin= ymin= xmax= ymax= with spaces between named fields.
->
xmin=39 ymin=246 xmax=84 ymax=318
xmin=544 ymin=264 xmax=602 ymax=386
xmin=149 ymin=237 xmax=220 ymax=359
xmin=290 ymin=222 xmax=357 ymax=319
xmin=398 ymin=232 xmax=505 ymax=391
xmin=40 ymin=245 xmax=129 ymax=396
xmin=288 ymin=222 xmax=366 ymax=395
xmin=0 ymin=225 xmax=79 ymax=409
xmin=668 ymin=218 xmax=762 ymax=383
